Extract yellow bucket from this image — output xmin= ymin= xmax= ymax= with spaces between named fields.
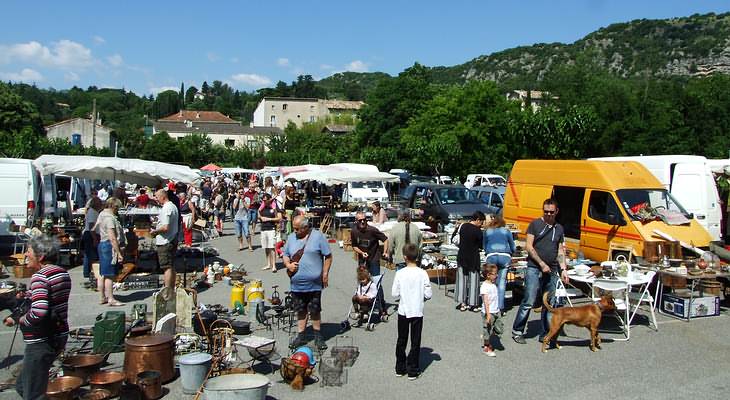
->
xmin=230 ymin=282 xmax=245 ymax=308
xmin=245 ymin=279 xmax=265 ymax=303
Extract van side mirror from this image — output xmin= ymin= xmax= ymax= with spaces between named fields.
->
xmin=606 ymin=213 xmax=627 ymax=226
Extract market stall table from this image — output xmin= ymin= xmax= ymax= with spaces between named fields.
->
xmin=654 ymin=269 xmax=730 ymax=322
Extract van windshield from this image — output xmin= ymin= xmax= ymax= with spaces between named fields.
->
xmin=487 ymin=177 xmax=506 ymax=186
xmin=436 ymin=188 xmax=478 ymax=204
xmin=616 ymin=189 xmax=691 ymax=220
xmin=350 ymin=181 xmax=384 ymax=189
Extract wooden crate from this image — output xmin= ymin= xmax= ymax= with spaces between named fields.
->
xmin=661 ymin=274 xmax=687 ymax=289
xmin=643 ymin=241 xmax=681 ymax=263
xmin=426 ymin=268 xmax=456 ymax=283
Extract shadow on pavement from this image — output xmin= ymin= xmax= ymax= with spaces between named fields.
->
xmin=419 ymin=347 xmax=441 ymax=372
xmin=115 ymin=289 xmax=157 ymax=302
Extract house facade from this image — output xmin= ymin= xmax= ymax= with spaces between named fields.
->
xmin=45 ymin=117 xmax=114 ymax=149
xmin=153 ymin=110 xmax=282 ymax=151
xmin=505 ymin=90 xmax=555 ymax=112
xmin=252 ymin=97 xmax=364 ymax=128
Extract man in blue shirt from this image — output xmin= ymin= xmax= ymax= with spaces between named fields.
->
xmin=283 ymin=215 xmax=333 ymax=350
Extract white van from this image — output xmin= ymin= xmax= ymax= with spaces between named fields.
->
xmin=0 ymin=158 xmax=42 ymax=238
xmin=591 ymin=155 xmax=722 ymax=240
xmin=342 ymin=181 xmax=389 ymax=204
xmin=463 ymin=174 xmax=507 ymax=189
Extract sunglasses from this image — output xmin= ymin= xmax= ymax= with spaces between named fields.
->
xmin=357 ymin=219 xmax=368 ymax=223
xmin=543 ymin=210 xmax=556 ymax=215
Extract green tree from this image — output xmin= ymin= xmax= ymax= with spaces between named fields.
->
xmin=185 ymin=86 xmax=198 ymax=105
xmin=152 ymin=90 xmax=181 ymax=119
xmin=141 ymin=131 xmax=180 ymax=162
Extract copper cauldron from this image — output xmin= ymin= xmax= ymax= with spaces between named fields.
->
xmin=123 ymin=334 xmax=175 ymax=383
xmin=61 ymin=354 xmax=107 ymax=384
xmin=89 ymin=370 xmax=126 ymax=397
xmin=46 ymin=376 xmax=84 ymax=400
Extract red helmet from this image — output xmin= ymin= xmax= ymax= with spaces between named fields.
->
xmin=290 ymin=352 xmax=310 ymax=368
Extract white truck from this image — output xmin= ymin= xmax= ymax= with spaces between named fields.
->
xmin=0 ymin=158 xmax=43 ymax=252
xmin=463 ymin=174 xmax=507 ymax=189
xmin=591 ymin=155 xmax=723 ymax=240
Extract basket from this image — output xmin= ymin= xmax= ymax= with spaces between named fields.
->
xmin=319 ymin=356 xmax=347 ymax=387
xmin=14 ymin=265 xmax=38 ymax=278
xmin=330 ymin=336 xmax=359 ymax=367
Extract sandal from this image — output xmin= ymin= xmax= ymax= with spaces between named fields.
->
xmin=459 ymin=305 xmax=468 ymax=312
xmin=99 ymin=298 xmax=108 ymax=305
xmin=261 ymin=266 xmax=271 ymax=270
xmin=108 ymin=301 xmax=125 ymax=307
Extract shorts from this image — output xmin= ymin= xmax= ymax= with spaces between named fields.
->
xmin=260 ymin=230 xmax=276 ymax=249
xmin=156 ymin=242 xmax=177 ymax=269
xmin=97 ymin=240 xmax=118 ymax=277
xmin=234 ymin=219 xmax=250 ymax=238
xmin=248 ymin=208 xmax=258 ymax=224
xmin=291 ymin=291 xmax=322 ymax=314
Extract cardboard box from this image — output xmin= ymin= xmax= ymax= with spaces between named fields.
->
xmin=661 ymin=293 xmax=719 ymax=319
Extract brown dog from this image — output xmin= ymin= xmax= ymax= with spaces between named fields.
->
xmin=541 ymin=292 xmax=616 ymax=353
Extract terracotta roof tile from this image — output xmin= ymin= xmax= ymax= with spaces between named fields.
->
xmin=158 ymin=110 xmax=237 ymax=123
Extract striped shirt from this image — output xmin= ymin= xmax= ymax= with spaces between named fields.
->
xmin=20 ymin=264 xmax=71 ymax=344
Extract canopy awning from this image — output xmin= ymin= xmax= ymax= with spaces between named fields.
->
xmin=279 ymin=164 xmax=399 ymax=185
xmin=200 ymin=163 xmax=222 ymax=172
xmin=33 ymin=155 xmax=201 ymax=187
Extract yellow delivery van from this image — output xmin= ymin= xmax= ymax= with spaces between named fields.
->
xmin=503 ymin=160 xmax=712 ymax=262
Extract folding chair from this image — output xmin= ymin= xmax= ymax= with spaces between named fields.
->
xmin=592 ymin=279 xmax=630 ymax=341
xmin=628 ymin=271 xmax=658 ymax=331
xmin=554 ymin=273 xmax=583 ymax=307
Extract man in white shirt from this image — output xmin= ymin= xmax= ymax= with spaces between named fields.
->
xmin=391 ymin=243 xmax=432 ymax=380
xmin=152 ymin=189 xmax=179 ymax=289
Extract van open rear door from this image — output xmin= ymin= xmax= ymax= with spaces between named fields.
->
xmin=671 ymin=163 xmax=721 ymax=240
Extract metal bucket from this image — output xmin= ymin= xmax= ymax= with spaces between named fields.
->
xmin=179 ymin=352 xmax=212 ymax=395
xmin=136 ymin=370 xmax=161 ymax=400
xmin=204 ymin=373 xmax=270 ymax=400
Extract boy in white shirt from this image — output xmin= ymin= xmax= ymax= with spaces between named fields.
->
xmin=352 ymin=269 xmax=378 ymax=326
xmin=391 ymin=243 xmax=432 ymax=380
xmin=480 ymin=264 xmax=502 ymax=357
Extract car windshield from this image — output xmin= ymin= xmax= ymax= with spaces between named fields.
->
xmin=616 ymin=189 xmax=691 ymax=220
xmin=350 ymin=181 xmax=384 ymax=189
xmin=436 ymin=188 xmax=477 ymax=204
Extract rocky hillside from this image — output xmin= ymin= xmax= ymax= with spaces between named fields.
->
xmin=317 ymin=12 xmax=730 ymax=97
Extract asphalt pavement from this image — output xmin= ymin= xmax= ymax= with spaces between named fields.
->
xmin=2 ymin=222 xmax=730 ymax=400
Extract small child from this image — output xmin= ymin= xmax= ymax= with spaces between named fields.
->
xmin=480 ymin=264 xmax=502 ymax=357
xmin=352 ymin=269 xmax=378 ymax=325
xmin=391 ymin=243 xmax=432 ymax=380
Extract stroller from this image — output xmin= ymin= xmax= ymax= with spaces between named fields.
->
xmin=340 ymin=270 xmax=388 ymax=332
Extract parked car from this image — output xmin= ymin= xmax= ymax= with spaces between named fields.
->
xmin=470 ymin=186 xmax=505 ymax=215
xmin=464 ymin=174 xmax=507 ymax=189
xmin=401 ymin=183 xmax=492 ymax=228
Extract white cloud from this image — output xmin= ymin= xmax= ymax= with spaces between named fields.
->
xmin=148 ymin=86 xmax=178 ymax=95
xmin=230 ymin=73 xmax=272 ymax=86
xmin=107 ymin=54 xmax=123 ymax=67
xmin=0 ymin=40 xmax=95 ymax=69
xmin=93 ymin=35 xmax=106 ymax=45
xmin=64 ymin=71 xmax=80 ymax=81
xmin=344 ymin=60 xmax=369 ymax=72
xmin=277 ymin=58 xmax=290 ymax=67
xmin=0 ymin=68 xmax=43 ymax=82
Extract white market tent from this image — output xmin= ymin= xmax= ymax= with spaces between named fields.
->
xmin=33 ymin=155 xmax=201 ymax=187
xmin=220 ymin=167 xmax=258 ymax=175
xmin=279 ymin=163 xmax=399 ymax=185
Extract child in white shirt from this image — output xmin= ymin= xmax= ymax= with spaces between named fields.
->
xmin=480 ymin=264 xmax=502 ymax=357
xmin=391 ymin=243 xmax=432 ymax=380
xmin=352 ymin=269 xmax=378 ymax=325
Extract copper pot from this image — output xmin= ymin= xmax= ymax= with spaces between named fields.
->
xmin=123 ymin=335 xmax=174 ymax=383
xmin=89 ymin=370 xmax=125 ymax=397
xmin=62 ymin=354 xmax=106 ymax=384
xmin=81 ymin=388 xmax=112 ymax=400
xmin=46 ymin=376 xmax=84 ymax=400
xmin=136 ymin=370 xmax=161 ymax=400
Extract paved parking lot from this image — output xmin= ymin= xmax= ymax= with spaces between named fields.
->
xmin=2 ymin=222 xmax=730 ymax=400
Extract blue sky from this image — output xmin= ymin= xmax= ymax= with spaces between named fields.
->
xmin=1 ymin=1 xmax=728 ymax=96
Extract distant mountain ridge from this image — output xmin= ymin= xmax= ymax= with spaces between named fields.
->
xmin=316 ymin=12 xmax=730 ymax=97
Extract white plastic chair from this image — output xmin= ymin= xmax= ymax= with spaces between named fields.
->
xmin=627 ymin=271 xmax=658 ymax=331
xmin=555 ymin=273 xmax=583 ymax=307
xmin=592 ymin=279 xmax=630 ymax=341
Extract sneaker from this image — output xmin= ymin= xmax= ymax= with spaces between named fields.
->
xmin=289 ymin=333 xmax=307 ymax=349
xmin=512 ymin=334 xmax=527 ymax=345
xmin=483 ymin=346 xmax=496 ymax=357
xmin=314 ymin=333 xmax=328 ymax=350
xmin=407 ymin=372 xmax=420 ymax=380
xmin=395 ymin=371 xmax=406 ymax=377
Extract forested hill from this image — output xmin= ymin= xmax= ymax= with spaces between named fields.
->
xmin=318 ymin=12 xmax=730 ymax=96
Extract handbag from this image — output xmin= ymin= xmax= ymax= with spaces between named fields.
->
xmin=450 ymin=223 xmax=462 ymax=246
